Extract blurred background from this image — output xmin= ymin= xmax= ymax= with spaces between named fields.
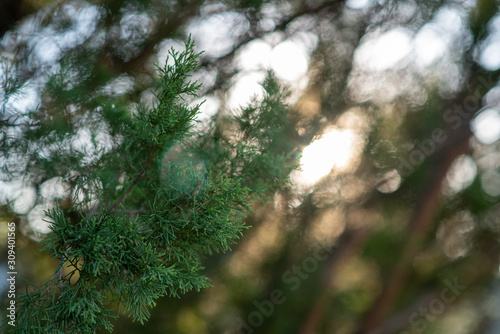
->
xmin=2 ymin=0 xmax=500 ymax=333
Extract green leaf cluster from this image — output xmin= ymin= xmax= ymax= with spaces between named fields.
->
xmin=1 ymin=38 xmax=298 ymax=333
xmin=195 ymin=71 xmax=298 ymax=198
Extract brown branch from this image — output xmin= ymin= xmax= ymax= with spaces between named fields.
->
xmin=366 ymin=238 xmax=500 ymax=334
xmin=356 ymin=126 xmax=471 ymax=334
xmin=356 ymin=59 xmax=500 ymax=332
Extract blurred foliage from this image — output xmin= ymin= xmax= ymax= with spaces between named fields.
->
xmin=0 ymin=36 xmax=297 ymax=332
xmin=1 ymin=0 xmax=500 ymax=333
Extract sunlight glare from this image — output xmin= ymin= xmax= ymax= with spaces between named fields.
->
xmin=414 ymin=27 xmax=446 ymax=67
xmin=237 ymin=39 xmax=272 ymax=70
xmin=472 ymin=108 xmax=500 ymax=144
xmin=28 ymin=204 xmax=54 ymax=234
xmin=354 ymin=28 xmax=412 ymax=71
xmin=228 ymin=71 xmax=266 ymax=110
xmin=479 ymin=42 xmax=500 ymax=71
xmin=189 ymin=12 xmax=249 ymax=57
xmin=292 ymin=128 xmax=358 ymax=187
xmin=444 ymin=155 xmax=477 ymax=195
xmin=270 ymin=41 xmax=308 ymax=81
xmin=346 ymin=0 xmax=371 ymax=9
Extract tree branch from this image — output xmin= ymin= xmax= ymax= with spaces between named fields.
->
xmin=108 ymin=142 xmax=156 ymax=212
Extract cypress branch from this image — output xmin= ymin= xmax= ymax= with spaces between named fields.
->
xmin=1 ymin=37 xmax=298 ymax=333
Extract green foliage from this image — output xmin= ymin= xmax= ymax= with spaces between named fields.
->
xmin=0 ymin=38 xmax=297 ymax=333
xmin=195 ymin=72 xmax=297 ymax=198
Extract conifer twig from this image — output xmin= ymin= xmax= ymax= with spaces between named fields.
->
xmin=108 ymin=142 xmax=156 ymax=211
xmin=47 ymin=244 xmax=70 ymax=292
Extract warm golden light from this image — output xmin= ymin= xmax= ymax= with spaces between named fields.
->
xmin=292 ymin=128 xmax=359 ymax=187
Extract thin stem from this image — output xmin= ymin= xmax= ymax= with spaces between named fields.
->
xmin=108 ymin=142 xmax=156 ymax=212
xmin=46 ymin=244 xmax=70 ymax=293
